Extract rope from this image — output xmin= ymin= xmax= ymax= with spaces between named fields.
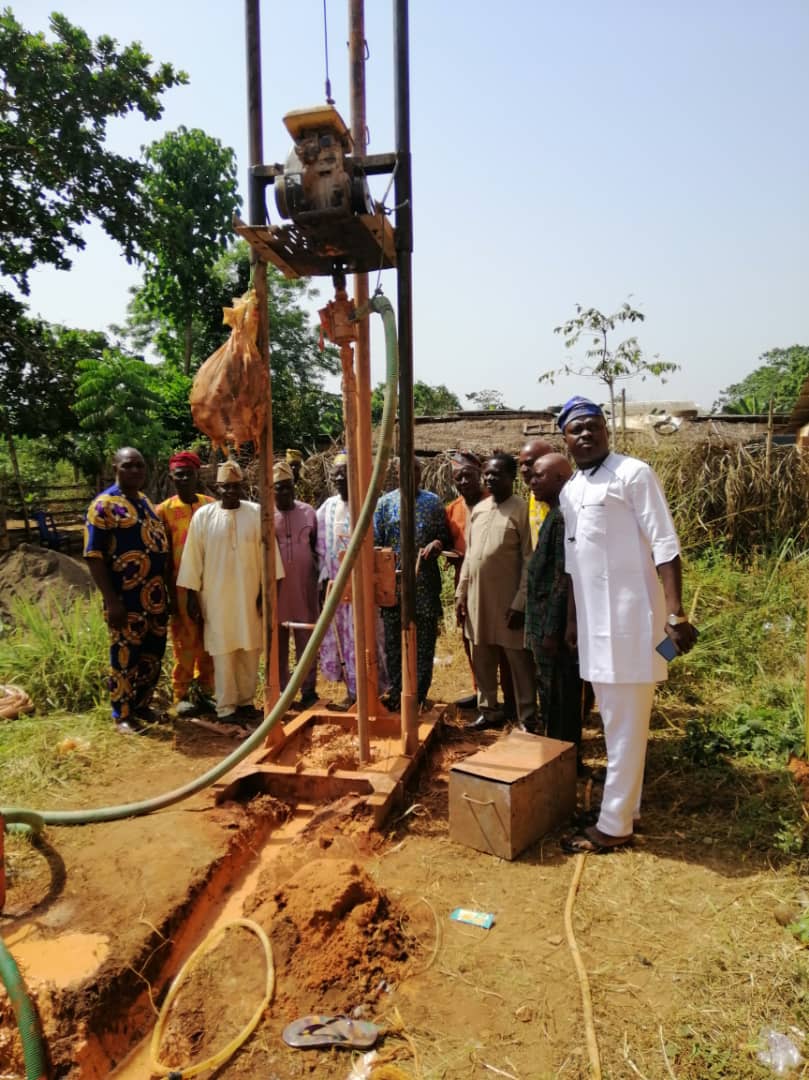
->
xmin=322 ymin=0 xmax=335 ymax=104
xmin=563 ymin=855 xmax=602 ymax=1079
xmin=0 ymin=685 xmax=33 ymax=721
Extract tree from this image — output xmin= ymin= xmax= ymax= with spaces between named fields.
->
xmin=0 ymin=302 xmax=107 ymax=450
xmin=370 ymin=380 xmax=461 ymax=424
xmin=466 ymin=389 xmax=508 ymax=411
xmin=0 ymin=9 xmax=186 ymax=297
xmin=135 ymin=127 xmax=241 ymax=374
xmin=540 ymin=302 xmax=678 ymax=440
xmin=715 ymin=346 xmax=809 ymax=414
xmin=74 ymin=349 xmax=173 ymax=472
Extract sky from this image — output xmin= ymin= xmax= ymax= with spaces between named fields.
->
xmin=16 ymin=0 xmax=809 ymax=413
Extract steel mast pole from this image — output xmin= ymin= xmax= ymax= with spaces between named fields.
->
xmin=349 ymin=0 xmax=379 ymax=761
xmin=393 ymin=0 xmax=418 ymax=754
xmin=245 ymin=0 xmax=281 ymax=722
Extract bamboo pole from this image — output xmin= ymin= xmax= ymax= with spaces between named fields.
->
xmin=0 ymin=413 xmax=30 ymax=542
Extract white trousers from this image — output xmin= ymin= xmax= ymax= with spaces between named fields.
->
xmin=591 ymin=682 xmax=655 ymax=838
xmin=213 ymin=649 xmax=261 ymax=717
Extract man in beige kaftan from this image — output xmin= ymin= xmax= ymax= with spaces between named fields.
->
xmin=177 ymin=460 xmax=284 ymax=723
xmin=456 ymin=452 xmax=537 ymax=732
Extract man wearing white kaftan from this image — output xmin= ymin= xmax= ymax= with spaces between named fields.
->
xmin=558 ymin=397 xmax=697 ymax=853
xmin=177 ymin=461 xmax=284 ymax=721
xmin=456 ymin=453 xmax=537 ymax=731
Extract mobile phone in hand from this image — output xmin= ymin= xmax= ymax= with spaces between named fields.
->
xmin=656 ymin=626 xmax=699 ymax=661
xmin=656 ymin=636 xmax=679 ymax=661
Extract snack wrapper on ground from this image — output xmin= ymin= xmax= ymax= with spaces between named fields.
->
xmin=190 ymin=288 xmax=268 ymax=450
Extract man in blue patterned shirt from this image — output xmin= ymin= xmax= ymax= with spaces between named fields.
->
xmin=373 ymin=458 xmax=450 ymax=710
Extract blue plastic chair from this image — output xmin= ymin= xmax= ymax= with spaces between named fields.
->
xmin=34 ymin=510 xmax=70 ymax=551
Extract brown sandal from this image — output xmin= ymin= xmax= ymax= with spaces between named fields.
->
xmin=561 ymin=829 xmax=632 ymax=855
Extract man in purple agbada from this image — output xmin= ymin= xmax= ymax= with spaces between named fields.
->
xmin=274 ymin=460 xmax=319 ymax=709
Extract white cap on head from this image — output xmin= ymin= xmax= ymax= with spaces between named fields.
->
xmin=216 ymin=460 xmax=243 ymax=484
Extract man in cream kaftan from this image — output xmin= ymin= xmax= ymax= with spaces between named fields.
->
xmin=177 ymin=461 xmax=284 ymax=721
xmin=558 ymin=397 xmax=697 ymax=852
xmin=456 ymin=453 xmax=536 ymax=731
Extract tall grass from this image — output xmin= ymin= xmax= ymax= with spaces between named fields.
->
xmin=0 ymin=593 xmax=109 ymax=712
xmin=661 ymin=544 xmax=808 ymax=762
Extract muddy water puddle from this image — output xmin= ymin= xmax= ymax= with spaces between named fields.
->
xmin=4 ymin=926 xmax=111 ymax=988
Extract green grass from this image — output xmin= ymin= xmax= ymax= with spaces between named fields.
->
xmin=0 ymin=593 xmax=109 ymax=712
xmin=661 ymin=544 xmax=808 ymax=762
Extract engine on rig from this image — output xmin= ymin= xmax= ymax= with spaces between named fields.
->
xmin=274 ymin=104 xmax=374 ymax=224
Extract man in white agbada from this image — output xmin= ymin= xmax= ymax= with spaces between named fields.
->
xmin=558 ymin=396 xmax=698 ymax=854
xmin=177 ymin=460 xmax=284 ymax=723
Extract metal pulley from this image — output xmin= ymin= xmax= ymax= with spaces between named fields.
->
xmin=275 ymin=104 xmax=373 ymax=224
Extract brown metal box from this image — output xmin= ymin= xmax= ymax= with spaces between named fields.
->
xmin=449 ymin=731 xmax=576 ymax=860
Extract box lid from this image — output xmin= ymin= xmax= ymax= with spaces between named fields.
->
xmin=450 ymin=731 xmax=574 ymax=784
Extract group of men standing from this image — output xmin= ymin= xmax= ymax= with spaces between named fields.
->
xmin=84 ymin=450 xmax=275 ymax=732
xmin=450 ymin=396 xmax=697 ymax=854
xmin=85 ymin=395 xmax=697 ymax=854
xmin=83 ymin=447 xmax=381 ymax=732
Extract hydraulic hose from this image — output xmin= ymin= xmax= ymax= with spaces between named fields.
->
xmin=149 ymin=918 xmax=273 ymax=1078
xmin=0 ymin=936 xmax=48 ymax=1080
xmin=0 ymin=293 xmax=398 ymax=830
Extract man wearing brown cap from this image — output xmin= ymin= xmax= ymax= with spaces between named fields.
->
xmin=274 ymin=459 xmax=319 ymax=709
xmin=157 ymin=451 xmax=215 ymax=714
xmin=177 ymin=460 xmax=284 ymax=724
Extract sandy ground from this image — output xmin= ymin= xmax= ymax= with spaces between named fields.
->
xmin=1 ymin=551 xmax=807 ymax=1078
xmin=2 ymin=702 xmax=807 ymax=1080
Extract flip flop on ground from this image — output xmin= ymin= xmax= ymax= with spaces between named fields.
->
xmin=561 ymin=826 xmax=633 ymax=855
xmin=282 ymin=1014 xmax=380 ymax=1049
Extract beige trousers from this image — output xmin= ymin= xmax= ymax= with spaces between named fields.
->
xmin=471 ymin=642 xmax=536 ymax=726
xmin=213 ymin=648 xmax=261 ymax=717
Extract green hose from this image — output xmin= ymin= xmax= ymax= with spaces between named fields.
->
xmin=0 ymin=294 xmax=398 ymax=830
xmin=0 ymin=936 xmax=48 ymax=1079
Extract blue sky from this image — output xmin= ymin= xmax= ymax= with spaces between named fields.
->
xmin=17 ymin=1 xmax=809 ymax=412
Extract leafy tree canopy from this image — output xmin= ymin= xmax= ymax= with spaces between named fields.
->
xmin=0 ymin=293 xmax=107 ymax=453
xmin=0 ymin=8 xmax=186 ymax=295
xmin=135 ymin=127 xmax=240 ymax=374
xmin=540 ymin=302 xmax=678 ymax=439
xmin=371 ymin=381 xmax=461 ymax=424
xmin=73 ymin=348 xmax=173 ymax=472
xmin=466 ymin=389 xmax=508 ymax=411
xmin=714 ymin=346 xmax=809 ymax=414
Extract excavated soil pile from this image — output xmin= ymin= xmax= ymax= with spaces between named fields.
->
xmin=250 ymin=858 xmax=410 ymax=1013
xmin=154 ymin=859 xmax=416 ymax=1074
xmin=299 ymin=723 xmax=375 ymax=771
xmin=0 ymin=543 xmax=92 ymax=621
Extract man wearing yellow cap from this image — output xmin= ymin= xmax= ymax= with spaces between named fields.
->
xmin=274 ymin=458 xmax=319 ymax=709
xmin=177 ymin=459 xmax=284 ymax=724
